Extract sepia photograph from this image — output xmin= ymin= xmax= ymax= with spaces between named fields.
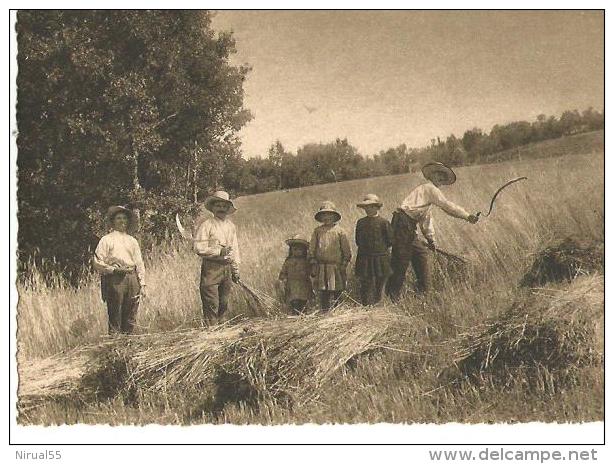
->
xmin=9 ymin=7 xmax=605 ymax=446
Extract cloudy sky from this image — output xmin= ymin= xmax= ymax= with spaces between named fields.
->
xmin=211 ymin=10 xmax=603 ymax=158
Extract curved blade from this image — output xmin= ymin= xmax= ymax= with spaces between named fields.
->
xmin=175 ymin=213 xmax=193 ymax=240
xmin=483 ymin=177 xmax=528 ymax=217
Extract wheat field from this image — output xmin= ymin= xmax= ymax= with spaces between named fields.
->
xmin=16 ymin=135 xmax=604 ymax=425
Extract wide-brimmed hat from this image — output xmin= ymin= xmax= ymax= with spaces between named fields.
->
xmin=204 ymin=190 xmax=237 ymax=214
xmin=106 ymin=205 xmax=137 ymax=232
xmin=107 ymin=205 xmax=133 ymax=223
xmin=421 ymin=162 xmax=456 ymax=185
xmin=285 ymin=234 xmax=309 ymax=248
xmin=314 ymin=201 xmax=341 ymax=223
xmin=357 ymin=193 xmax=383 ymax=208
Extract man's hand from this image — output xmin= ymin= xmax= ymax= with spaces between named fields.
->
xmin=220 ymin=245 xmax=232 ymax=258
xmin=426 ymin=239 xmax=436 ymax=251
xmin=310 ymin=264 xmax=318 ymax=278
xmin=231 ymin=270 xmax=241 ymax=284
xmin=467 ymin=214 xmax=480 ymax=224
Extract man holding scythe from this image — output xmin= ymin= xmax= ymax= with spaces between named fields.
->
xmin=192 ymin=191 xmax=241 ymax=325
xmin=385 ymin=162 xmax=480 ymax=301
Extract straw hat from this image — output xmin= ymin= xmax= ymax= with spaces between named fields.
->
xmin=285 ymin=234 xmax=309 ymax=248
xmin=204 ymin=190 xmax=237 ymax=214
xmin=357 ymin=193 xmax=383 ymax=208
xmin=106 ymin=205 xmax=137 ymax=232
xmin=107 ymin=205 xmax=133 ymax=223
xmin=421 ymin=162 xmax=457 ymax=185
xmin=314 ymin=201 xmax=341 ymax=223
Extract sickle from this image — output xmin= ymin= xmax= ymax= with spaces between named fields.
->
xmin=478 ymin=177 xmax=528 ymax=218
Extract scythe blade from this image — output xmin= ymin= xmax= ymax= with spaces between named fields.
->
xmin=175 ymin=213 xmax=193 ymax=240
xmin=479 ymin=176 xmax=528 ymax=218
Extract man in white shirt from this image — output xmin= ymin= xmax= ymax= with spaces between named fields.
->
xmin=385 ymin=162 xmax=479 ymax=301
xmin=93 ymin=206 xmax=145 ymax=334
xmin=193 ymin=191 xmax=241 ymax=325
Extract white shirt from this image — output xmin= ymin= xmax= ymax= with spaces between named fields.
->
xmin=93 ymin=230 xmax=146 ymax=285
xmin=400 ymin=182 xmax=470 ymax=242
xmin=193 ymin=216 xmax=241 ymax=269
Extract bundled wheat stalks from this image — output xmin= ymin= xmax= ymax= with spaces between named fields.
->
xmin=453 ymin=275 xmax=604 ymax=386
xmin=18 ymin=307 xmax=421 ymax=407
xmin=520 ymin=236 xmax=604 ymax=287
xmin=18 ymin=350 xmax=91 ymax=406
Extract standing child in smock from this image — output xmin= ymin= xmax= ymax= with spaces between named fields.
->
xmin=277 ymin=234 xmax=313 ymax=314
xmin=354 ymin=194 xmax=393 ymax=306
xmin=308 ymin=201 xmax=352 ymax=311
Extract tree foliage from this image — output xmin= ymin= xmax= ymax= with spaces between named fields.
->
xmin=17 ymin=10 xmax=251 ymax=280
xmin=236 ymin=107 xmax=603 ymax=196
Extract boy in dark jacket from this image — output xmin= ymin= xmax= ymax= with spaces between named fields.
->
xmin=354 ymin=194 xmax=393 ymax=306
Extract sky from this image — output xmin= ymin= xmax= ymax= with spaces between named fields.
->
xmin=211 ymin=10 xmax=604 ymax=159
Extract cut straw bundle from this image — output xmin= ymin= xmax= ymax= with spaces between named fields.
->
xmin=18 ymin=307 xmax=420 ymax=407
xmin=18 ymin=350 xmax=91 ymax=406
xmin=453 ymin=275 xmax=603 ymax=386
xmin=520 ymin=237 xmax=604 ymax=287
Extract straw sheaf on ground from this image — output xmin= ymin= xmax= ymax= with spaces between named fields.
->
xmin=520 ymin=237 xmax=604 ymax=287
xmin=453 ymin=275 xmax=603 ymax=389
xmin=18 ymin=308 xmax=428 ymax=410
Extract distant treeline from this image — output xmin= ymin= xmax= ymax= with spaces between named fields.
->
xmin=230 ymin=107 xmax=604 ymax=195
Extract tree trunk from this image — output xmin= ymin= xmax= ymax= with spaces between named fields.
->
xmin=192 ymin=141 xmax=199 ymax=204
xmin=185 ymin=156 xmax=191 ymax=201
xmin=131 ymin=145 xmax=142 ymax=233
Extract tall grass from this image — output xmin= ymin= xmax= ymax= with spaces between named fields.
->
xmin=17 ymin=152 xmax=603 ymax=362
xmin=17 ymin=142 xmax=604 ymax=425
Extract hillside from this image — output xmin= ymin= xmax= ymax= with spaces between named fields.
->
xmin=482 ymin=129 xmax=603 ymax=163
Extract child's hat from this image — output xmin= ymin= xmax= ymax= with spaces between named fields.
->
xmin=357 ymin=194 xmax=383 ymax=208
xmin=204 ymin=190 xmax=237 ymax=214
xmin=285 ymin=234 xmax=309 ymax=248
xmin=421 ymin=162 xmax=456 ymax=185
xmin=315 ymin=201 xmax=341 ymax=222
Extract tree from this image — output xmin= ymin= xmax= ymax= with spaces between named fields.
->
xmin=17 ymin=11 xmax=251 ymax=279
xmin=267 ymin=140 xmax=288 ymax=189
xmin=558 ymin=110 xmax=582 ymax=135
xmin=461 ymin=127 xmax=485 ymax=162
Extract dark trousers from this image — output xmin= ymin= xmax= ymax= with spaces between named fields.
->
xmin=359 ymin=276 xmax=387 ymax=306
xmin=289 ymin=299 xmax=308 ymax=314
xmin=385 ymin=239 xmax=431 ymax=301
xmin=319 ymin=291 xmax=342 ymax=311
xmin=102 ymin=272 xmax=140 ymax=334
xmin=200 ymin=259 xmax=233 ymax=326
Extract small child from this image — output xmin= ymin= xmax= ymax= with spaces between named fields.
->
xmin=309 ymin=201 xmax=352 ymax=311
xmin=354 ymin=194 xmax=393 ymax=306
xmin=277 ymin=235 xmax=313 ymax=314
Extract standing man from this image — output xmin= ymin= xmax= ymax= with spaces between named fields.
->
xmin=93 ymin=205 xmax=146 ymax=334
xmin=385 ymin=162 xmax=479 ymax=301
xmin=193 ymin=191 xmax=241 ymax=325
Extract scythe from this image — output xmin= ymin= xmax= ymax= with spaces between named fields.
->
xmin=477 ymin=176 xmax=528 ymax=219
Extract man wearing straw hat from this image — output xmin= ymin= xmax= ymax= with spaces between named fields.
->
xmin=385 ymin=162 xmax=479 ymax=301
xmin=193 ymin=190 xmax=241 ymax=325
xmin=93 ymin=205 xmax=146 ymax=334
